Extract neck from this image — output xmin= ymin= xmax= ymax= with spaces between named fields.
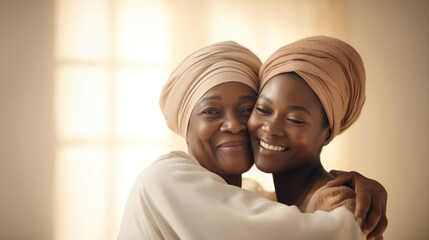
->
xmin=223 ymin=175 xmax=242 ymax=187
xmin=273 ymin=159 xmax=333 ymax=211
xmin=186 ymin=148 xmax=242 ymax=187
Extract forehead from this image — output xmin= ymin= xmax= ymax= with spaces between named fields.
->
xmin=199 ymin=82 xmax=257 ymax=101
xmin=260 ymin=73 xmax=321 ymax=107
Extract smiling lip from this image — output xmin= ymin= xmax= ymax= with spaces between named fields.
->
xmin=258 ymin=139 xmax=288 ymax=152
xmin=217 ymin=140 xmax=250 ymax=152
xmin=218 ymin=140 xmax=249 ymax=148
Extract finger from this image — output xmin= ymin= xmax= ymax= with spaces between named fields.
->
xmin=354 ymin=192 xmax=372 ymax=223
xmin=329 ymin=169 xmax=345 ymax=177
xmin=361 ymin=202 xmax=382 ymax=236
xmin=327 ymin=173 xmax=353 ymax=187
xmin=367 ymin=214 xmax=387 ymax=240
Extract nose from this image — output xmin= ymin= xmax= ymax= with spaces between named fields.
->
xmin=261 ymin=115 xmax=285 ymax=136
xmin=220 ymin=112 xmax=247 ymax=134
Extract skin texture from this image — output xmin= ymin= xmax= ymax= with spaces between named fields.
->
xmin=187 ymin=82 xmax=257 ymax=186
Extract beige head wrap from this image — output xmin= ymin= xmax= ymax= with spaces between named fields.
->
xmin=160 ymin=41 xmax=261 ymax=138
xmin=260 ymin=36 xmax=365 ymax=141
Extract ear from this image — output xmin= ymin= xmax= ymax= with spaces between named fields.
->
xmin=322 ymin=127 xmax=331 ymax=146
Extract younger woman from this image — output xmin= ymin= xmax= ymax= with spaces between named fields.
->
xmin=249 ymin=36 xmax=387 ymax=239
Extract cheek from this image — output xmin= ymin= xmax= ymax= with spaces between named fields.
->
xmin=194 ymin=120 xmax=219 ymax=143
xmin=247 ymin=113 xmax=261 ymax=134
xmin=289 ymin=128 xmax=324 ymax=154
xmin=187 ymin=120 xmax=218 ymax=162
xmin=289 ymin=129 xmax=313 ymax=148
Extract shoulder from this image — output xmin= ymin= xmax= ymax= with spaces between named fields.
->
xmin=316 ymin=185 xmax=356 ymax=201
xmin=132 ymin=151 xmax=222 ymax=192
xmin=305 ymin=185 xmax=356 ymax=213
xmin=135 ymin=151 xmax=198 ymax=181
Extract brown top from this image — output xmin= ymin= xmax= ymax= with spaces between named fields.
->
xmin=305 ymin=185 xmax=356 ymax=214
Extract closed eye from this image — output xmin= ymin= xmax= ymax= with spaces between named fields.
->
xmin=255 ymin=107 xmax=270 ymax=115
xmin=286 ymin=118 xmax=305 ymax=125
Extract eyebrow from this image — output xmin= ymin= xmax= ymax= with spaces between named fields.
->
xmin=199 ymin=95 xmax=221 ymax=103
xmin=199 ymin=94 xmax=257 ymax=103
xmin=288 ymin=105 xmax=312 ymax=116
xmin=239 ymin=95 xmax=257 ymax=101
xmin=259 ymin=95 xmax=312 ymax=116
xmin=258 ymin=95 xmax=272 ymax=103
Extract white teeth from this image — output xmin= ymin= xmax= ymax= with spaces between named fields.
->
xmin=260 ymin=140 xmax=286 ymax=151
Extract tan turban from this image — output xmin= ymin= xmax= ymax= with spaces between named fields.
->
xmin=260 ymin=36 xmax=365 ymax=142
xmin=160 ymin=41 xmax=261 ymax=138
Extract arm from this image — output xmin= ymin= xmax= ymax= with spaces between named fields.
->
xmin=118 ymin=151 xmax=364 ymax=240
xmin=328 ymin=170 xmax=388 ymax=240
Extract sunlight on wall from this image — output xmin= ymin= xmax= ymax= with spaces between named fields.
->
xmin=56 ymin=0 xmax=108 ymax=60
xmin=54 ymin=0 xmax=171 ymax=239
xmin=54 ymin=146 xmax=108 ymax=240
xmin=55 ymin=66 xmax=109 ymax=139
xmin=115 ymin=68 xmax=168 ymax=139
xmin=207 ymin=0 xmax=258 ymax=47
xmin=116 ymin=0 xmax=171 ymax=63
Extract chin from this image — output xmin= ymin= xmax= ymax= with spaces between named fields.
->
xmin=254 ymin=157 xmax=279 ymax=173
xmin=220 ymin=150 xmax=253 ymax=172
xmin=254 ymin=161 xmax=272 ymax=173
xmin=255 ymin=166 xmax=273 ymax=173
xmin=229 ymin=167 xmax=251 ymax=175
xmin=225 ymin=159 xmax=253 ymax=175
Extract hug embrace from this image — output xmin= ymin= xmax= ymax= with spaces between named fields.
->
xmin=118 ymin=36 xmax=388 ymax=240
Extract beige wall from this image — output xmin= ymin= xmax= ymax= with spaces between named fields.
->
xmin=0 ymin=0 xmax=55 ymax=239
xmin=0 ymin=0 xmax=427 ymax=239
xmin=342 ymin=1 xmax=429 ymax=239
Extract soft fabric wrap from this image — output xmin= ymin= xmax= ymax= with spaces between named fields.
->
xmin=259 ymin=36 xmax=366 ymax=141
xmin=160 ymin=41 xmax=261 ymax=138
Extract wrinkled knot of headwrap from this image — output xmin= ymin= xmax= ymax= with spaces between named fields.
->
xmin=160 ymin=41 xmax=261 ymax=138
xmin=259 ymin=36 xmax=366 ymax=142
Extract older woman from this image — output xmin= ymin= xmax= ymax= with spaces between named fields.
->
xmin=117 ymin=41 xmax=383 ymax=239
xmin=249 ymin=36 xmax=387 ymax=239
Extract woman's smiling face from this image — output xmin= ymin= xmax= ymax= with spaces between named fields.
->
xmin=248 ymin=73 xmax=330 ymax=174
xmin=187 ymin=82 xmax=257 ymax=177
